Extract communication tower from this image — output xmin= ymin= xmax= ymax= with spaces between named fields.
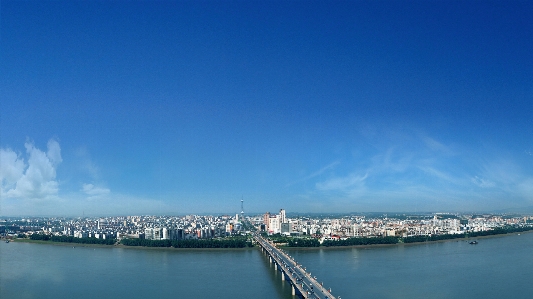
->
xmin=241 ymin=196 xmax=244 ymax=218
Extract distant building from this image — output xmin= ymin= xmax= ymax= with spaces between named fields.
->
xmin=74 ymin=231 xmax=88 ymax=238
xmin=226 ymin=223 xmax=234 ymax=234
xmin=269 ymin=215 xmax=280 ymax=234
xmin=145 ymin=227 xmax=164 ymax=240
xmin=280 ymin=209 xmax=286 ymax=224
xmin=281 ymin=223 xmax=290 ymax=234
xmin=263 ymin=209 xmax=287 ymax=234
xmin=168 ymin=228 xmax=184 ymax=240
xmin=263 ymin=212 xmax=271 ymax=230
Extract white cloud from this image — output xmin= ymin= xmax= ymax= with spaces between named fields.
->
xmin=1 ymin=139 xmax=62 ymax=199
xmin=82 ymin=183 xmax=110 ymax=198
xmin=47 ymin=139 xmax=62 ymax=166
xmin=0 ymin=148 xmax=25 ymax=189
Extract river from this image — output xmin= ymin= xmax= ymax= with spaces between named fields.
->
xmin=2 ymin=232 xmax=533 ymax=299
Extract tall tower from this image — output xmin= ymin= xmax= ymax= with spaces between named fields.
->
xmin=240 ymin=196 xmax=244 ymax=219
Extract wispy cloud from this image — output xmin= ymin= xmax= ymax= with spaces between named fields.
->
xmin=75 ymin=147 xmax=100 ymax=180
xmin=418 ymin=166 xmax=467 ymax=186
xmin=307 ymin=130 xmax=533 ymax=211
xmin=471 ymin=176 xmax=495 ymax=188
xmin=374 ymin=147 xmax=413 ymax=173
xmin=422 ymin=136 xmax=454 ymax=155
xmin=286 ymin=161 xmax=340 ymax=186
xmin=82 ymin=183 xmax=110 ymax=199
xmin=74 ymin=147 xmax=112 ymax=199
xmin=316 ymin=173 xmax=368 ymax=191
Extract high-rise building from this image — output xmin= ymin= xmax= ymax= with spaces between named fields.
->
xmin=169 ymin=228 xmax=184 ymax=240
xmin=263 ymin=212 xmax=271 ymax=230
xmin=144 ymin=228 xmax=154 ymax=240
xmin=268 ymin=216 xmax=280 ymax=234
xmin=145 ymin=227 xmax=164 ymax=240
xmin=280 ymin=209 xmax=286 ymax=224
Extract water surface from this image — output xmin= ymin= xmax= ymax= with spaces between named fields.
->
xmin=2 ymin=233 xmax=533 ymax=299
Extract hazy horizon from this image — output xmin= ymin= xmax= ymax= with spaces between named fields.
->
xmin=3 ymin=207 xmax=533 ymax=219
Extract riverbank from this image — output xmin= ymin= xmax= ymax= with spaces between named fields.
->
xmin=280 ymin=229 xmax=533 ymax=251
xmin=12 ymin=238 xmax=116 ymax=248
xmin=11 ymin=238 xmax=254 ymax=251
xmin=11 ymin=229 xmax=532 ymax=252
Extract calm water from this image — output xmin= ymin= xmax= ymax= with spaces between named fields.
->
xmin=2 ymin=233 xmax=533 ymax=299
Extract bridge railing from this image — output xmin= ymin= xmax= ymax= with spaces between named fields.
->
xmin=255 ymin=236 xmax=308 ymax=296
xmin=254 ymin=234 xmax=338 ymax=299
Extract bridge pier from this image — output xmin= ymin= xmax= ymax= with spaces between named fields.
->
xmin=255 ymin=234 xmax=335 ymax=299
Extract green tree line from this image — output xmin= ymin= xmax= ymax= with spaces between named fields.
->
xmin=29 ymin=233 xmax=116 ymax=245
xmin=286 ymin=238 xmax=320 ymax=247
xmin=322 ymin=236 xmax=399 ymax=247
xmin=120 ymin=237 xmax=253 ymax=248
xmin=286 ymin=225 xmax=533 ymax=247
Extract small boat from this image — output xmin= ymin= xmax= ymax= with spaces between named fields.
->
xmin=5 ymin=240 xmax=9 ymax=243
xmin=469 ymin=241 xmax=478 ymax=245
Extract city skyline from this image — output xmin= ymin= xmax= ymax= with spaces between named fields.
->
xmin=1 ymin=1 xmax=533 ymax=216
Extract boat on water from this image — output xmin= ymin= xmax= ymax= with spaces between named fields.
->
xmin=5 ymin=240 xmax=9 ymax=243
xmin=469 ymin=241 xmax=478 ymax=245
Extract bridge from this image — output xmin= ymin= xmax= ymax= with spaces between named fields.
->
xmin=254 ymin=233 xmax=340 ymax=299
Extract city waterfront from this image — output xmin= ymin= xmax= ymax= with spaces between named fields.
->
xmin=2 ymin=232 xmax=533 ymax=299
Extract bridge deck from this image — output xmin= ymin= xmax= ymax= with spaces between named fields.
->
xmin=254 ymin=234 xmax=339 ymax=299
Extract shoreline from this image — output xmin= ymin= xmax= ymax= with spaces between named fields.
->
xmin=11 ymin=239 xmax=254 ymax=251
xmin=10 ymin=229 xmax=532 ymax=251
xmin=280 ymin=230 xmax=533 ymax=251
xmin=12 ymin=239 xmax=117 ymax=249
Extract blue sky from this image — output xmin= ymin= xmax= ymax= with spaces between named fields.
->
xmin=1 ymin=1 xmax=532 ymax=216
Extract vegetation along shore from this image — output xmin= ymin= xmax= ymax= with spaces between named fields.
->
xmin=10 ymin=225 xmax=533 ymax=250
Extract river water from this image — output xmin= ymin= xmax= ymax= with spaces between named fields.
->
xmin=2 ymin=232 xmax=533 ymax=299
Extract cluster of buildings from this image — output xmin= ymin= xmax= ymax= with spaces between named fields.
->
xmin=251 ymin=211 xmax=533 ymax=240
xmin=2 ymin=210 xmax=532 ymax=242
xmin=259 ymin=209 xmax=288 ymax=234
xmin=1 ymin=214 xmax=247 ymax=241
